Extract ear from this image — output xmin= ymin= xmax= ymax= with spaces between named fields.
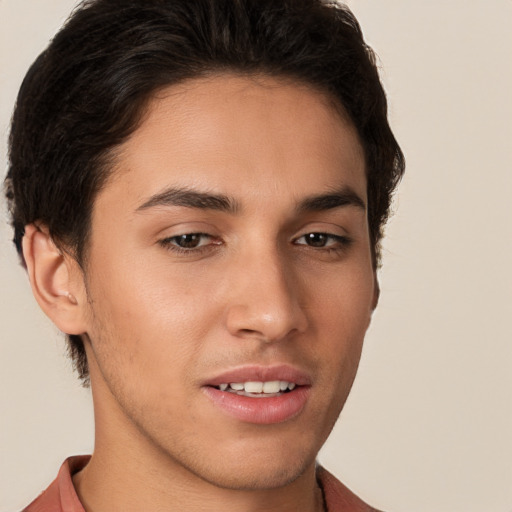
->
xmin=365 ymin=273 xmax=380 ymax=330
xmin=22 ymin=224 xmax=87 ymax=335
xmin=372 ymin=273 xmax=380 ymax=311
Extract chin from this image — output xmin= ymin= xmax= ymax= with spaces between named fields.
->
xmin=202 ymin=459 xmax=313 ymax=491
xmin=179 ymin=438 xmax=317 ymax=491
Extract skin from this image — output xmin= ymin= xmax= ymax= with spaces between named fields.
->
xmin=24 ymin=74 xmax=377 ymax=512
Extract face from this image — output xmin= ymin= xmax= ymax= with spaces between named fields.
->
xmin=79 ymin=74 xmax=376 ymax=490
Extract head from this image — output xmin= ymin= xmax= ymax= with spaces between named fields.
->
xmin=6 ymin=0 xmax=403 ymax=383
xmin=5 ymin=0 xmax=403 ymax=492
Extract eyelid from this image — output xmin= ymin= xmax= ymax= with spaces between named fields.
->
xmin=157 ymin=231 xmax=224 ymax=258
xmin=161 ymin=232 xmax=214 ymax=245
xmin=170 ymin=232 xmax=209 ymax=243
xmin=293 ymin=232 xmax=351 ymax=246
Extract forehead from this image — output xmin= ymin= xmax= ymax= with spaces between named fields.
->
xmin=100 ymin=73 xmax=366 ymax=213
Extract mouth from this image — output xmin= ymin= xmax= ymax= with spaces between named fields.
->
xmin=202 ymin=366 xmax=311 ymax=424
xmin=213 ymin=380 xmax=297 ymax=398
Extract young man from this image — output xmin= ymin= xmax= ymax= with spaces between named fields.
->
xmin=5 ymin=0 xmax=404 ymax=510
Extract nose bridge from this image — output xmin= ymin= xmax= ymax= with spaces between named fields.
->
xmin=225 ymin=241 xmax=307 ymax=342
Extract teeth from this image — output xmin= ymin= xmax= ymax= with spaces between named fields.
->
xmin=218 ymin=381 xmax=297 ymax=394
xmin=245 ymin=381 xmax=263 ymax=393
xmin=262 ymin=381 xmax=281 ymax=393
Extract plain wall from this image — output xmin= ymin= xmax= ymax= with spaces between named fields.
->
xmin=1 ymin=1 xmax=511 ymax=511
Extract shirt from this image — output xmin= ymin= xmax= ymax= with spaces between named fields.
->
xmin=22 ymin=456 xmax=382 ymax=512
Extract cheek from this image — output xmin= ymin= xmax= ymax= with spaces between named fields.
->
xmin=90 ymin=248 xmax=215 ymax=321
xmin=84 ymin=255 xmax=222 ymax=384
xmin=309 ymin=261 xmax=375 ymax=333
xmin=308 ymin=264 xmax=374 ymax=383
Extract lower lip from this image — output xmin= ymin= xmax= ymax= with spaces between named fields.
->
xmin=202 ymin=386 xmax=310 ymax=425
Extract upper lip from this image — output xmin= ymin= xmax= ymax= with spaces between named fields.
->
xmin=203 ymin=364 xmax=312 ymax=387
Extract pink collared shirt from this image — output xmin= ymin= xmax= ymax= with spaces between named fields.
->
xmin=23 ymin=456 xmax=381 ymax=511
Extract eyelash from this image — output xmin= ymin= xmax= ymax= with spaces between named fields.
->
xmin=158 ymin=232 xmax=352 ymax=256
xmin=159 ymin=233 xmax=220 ymax=255
xmin=294 ymin=232 xmax=352 ymax=252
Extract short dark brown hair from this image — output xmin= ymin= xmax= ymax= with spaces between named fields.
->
xmin=5 ymin=0 xmax=404 ymax=382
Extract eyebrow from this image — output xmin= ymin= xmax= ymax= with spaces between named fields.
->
xmin=297 ymin=187 xmax=366 ymax=213
xmin=136 ymin=185 xmax=365 ymax=215
xmin=136 ymin=187 xmax=240 ymax=213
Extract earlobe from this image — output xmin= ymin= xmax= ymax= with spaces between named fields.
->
xmin=365 ymin=274 xmax=380 ymax=329
xmin=22 ymin=224 xmax=87 ymax=335
xmin=372 ymin=275 xmax=380 ymax=311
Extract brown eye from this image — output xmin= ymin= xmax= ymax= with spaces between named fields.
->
xmin=173 ymin=234 xmax=204 ymax=249
xmin=294 ymin=232 xmax=351 ymax=250
xmin=159 ymin=232 xmax=222 ymax=254
xmin=303 ymin=233 xmax=329 ymax=247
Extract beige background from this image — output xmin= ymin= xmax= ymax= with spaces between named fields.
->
xmin=1 ymin=1 xmax=511 ymax=511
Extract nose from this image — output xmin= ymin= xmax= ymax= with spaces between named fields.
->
xmin=224 ymin=246 xmax=308 ymax=343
